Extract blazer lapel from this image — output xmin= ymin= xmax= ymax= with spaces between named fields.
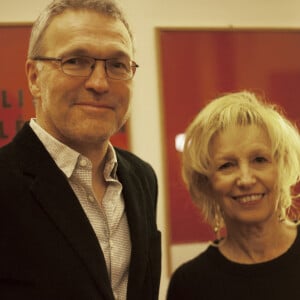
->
xmin=116 ymin=154 xmax=149 ymax=299
xmin=13 ymin=124 xmax=114 ymax=300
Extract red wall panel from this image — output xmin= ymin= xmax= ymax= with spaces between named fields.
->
xmin=158 ymin=29 xmax=300 ymax=244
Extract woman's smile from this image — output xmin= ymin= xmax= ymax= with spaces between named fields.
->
xmin=232 ymin=193 xmax=265 ymax=204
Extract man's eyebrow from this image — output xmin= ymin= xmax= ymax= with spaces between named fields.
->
xmin=60 ymin=48 xmax=131 ymax=59
xmin=59 ymin=48 xmax=90 ymax=57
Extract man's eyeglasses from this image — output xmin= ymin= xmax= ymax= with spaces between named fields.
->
xmin=32 ymin=56 xmax=139 ymax=80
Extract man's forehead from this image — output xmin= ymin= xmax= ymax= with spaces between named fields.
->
xmin=46 ymin=9 xmax=130 ymax=38
xmin=43 ymin=9 xmax=133 ymax=55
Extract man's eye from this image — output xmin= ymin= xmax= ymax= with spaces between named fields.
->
xmin=108 ymin=59 xmax=130 ymax=71
xmin=65 ymin=58 xmax=81 ymax=64
xmin=63 ymin=57 xmax=90 ymax=67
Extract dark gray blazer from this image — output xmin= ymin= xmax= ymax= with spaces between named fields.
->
xmin=0 ymin=123 xmax=161 ymax=300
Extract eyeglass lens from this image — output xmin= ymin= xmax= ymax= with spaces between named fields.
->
xmin=61 ymin=56 xmax=135 ymax=80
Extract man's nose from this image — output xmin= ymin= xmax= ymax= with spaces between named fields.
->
xmin=84 ymin=61 xmax=109 ymax=93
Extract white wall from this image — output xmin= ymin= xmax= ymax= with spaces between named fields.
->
xmin=1 ymin=1 xmax=300 ymax=299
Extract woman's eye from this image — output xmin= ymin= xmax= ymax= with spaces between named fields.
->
xmin=218 ymin=162 xmax=233 ymax=170
xmin=254 ymin=156 xmax=267 ymax=163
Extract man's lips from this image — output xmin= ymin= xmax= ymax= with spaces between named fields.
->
xmin=232 ymin=193 xmax=265 ymax=204
xmin=74 ymin=102 xmax=114 ymax=110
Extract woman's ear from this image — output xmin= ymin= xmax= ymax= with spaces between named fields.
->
xmin=25 ymin=59 xmax=41 ymax=98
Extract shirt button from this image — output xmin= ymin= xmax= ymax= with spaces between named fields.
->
xmin=88 ymin=195 xmax=94 ymax=203
xmin=79 ymin=159 xmax=87 ymax=167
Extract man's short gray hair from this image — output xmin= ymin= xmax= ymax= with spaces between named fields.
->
xmin=28 ymin=0 xmax=133 ymax=58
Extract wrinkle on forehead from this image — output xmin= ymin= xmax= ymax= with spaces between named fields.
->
xmin=42 ymin=9 xmax=133 ymax=57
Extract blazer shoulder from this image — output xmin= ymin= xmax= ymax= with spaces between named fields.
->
xmin=115 ymin=147 xmax=158 ymax=207
xmin=115 ymin=147 xmax=156 ymax=177
xmin=0 ymin=140 xmax=18 ymax=167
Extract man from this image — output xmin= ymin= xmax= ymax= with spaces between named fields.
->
xmin=0 ymin=0 xmax=161 ymax=299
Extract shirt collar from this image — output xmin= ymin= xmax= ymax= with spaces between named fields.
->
xmin=29 ymin=118 xmax=118 ymax=179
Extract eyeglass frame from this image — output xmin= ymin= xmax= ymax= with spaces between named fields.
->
xmin=31 ymin=55 xmax=139 ymax=81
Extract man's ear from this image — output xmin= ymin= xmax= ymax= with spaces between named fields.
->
xmin=25 ymin=59 xmax=41 ymax=98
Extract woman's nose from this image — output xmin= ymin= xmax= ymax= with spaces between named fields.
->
xmin=236 ymin=165 xmax=256 ymax=187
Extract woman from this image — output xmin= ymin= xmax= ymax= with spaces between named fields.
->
xmin=167 ymin=91 xmax=300 ymax=300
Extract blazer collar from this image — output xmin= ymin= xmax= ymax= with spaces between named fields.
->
xmin=116 ymin=152 xmax=149 ymax=299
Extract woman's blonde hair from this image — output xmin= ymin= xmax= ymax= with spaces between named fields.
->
xmin=182 ymin=91 xmax=300 ymax=227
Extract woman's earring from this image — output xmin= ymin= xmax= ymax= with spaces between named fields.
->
xmin=213 ymin=216 xmax=221 ymax=240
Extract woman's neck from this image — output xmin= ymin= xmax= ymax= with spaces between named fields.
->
xmin=218 ymin=221 xmax=297 ymax=264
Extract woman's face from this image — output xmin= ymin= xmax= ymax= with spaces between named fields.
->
xmin=209 ymin=125 xmax=279 ymax=228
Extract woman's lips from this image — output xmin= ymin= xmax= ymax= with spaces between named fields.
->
xmin=232 ymin=193 xmax=265 ymax=204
